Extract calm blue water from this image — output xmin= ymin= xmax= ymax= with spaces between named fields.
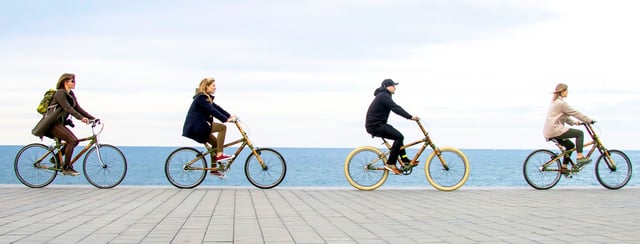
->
xmin=1 ymin=145 xmax=638 ymax=188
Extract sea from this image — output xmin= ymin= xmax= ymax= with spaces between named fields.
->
xmin=1 ymin=145 xmax=638 ymax=188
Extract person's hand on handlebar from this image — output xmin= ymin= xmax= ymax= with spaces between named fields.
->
xmin=226 ymin=115 xmax=238 ymax=123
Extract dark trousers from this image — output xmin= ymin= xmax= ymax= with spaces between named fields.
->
xmin=367 ymin=124 xmax=407 ymax=165
xmin=553 ymin=128 xmax=584 ymax=164
xmin=48 ymin=123 xmax=79 ymax=166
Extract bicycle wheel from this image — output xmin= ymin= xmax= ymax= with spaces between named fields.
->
xmin=83 ymin=144 xmax=127 ymax=189
xmin=522 ymin=149 xmax=562 ymax=190
xmin=596 ymin=150 xmax=632 ymax=190
xmin=425 ymin=147 xmax=470 ymax=191
xmin=244 ymin=148 xmax=286 ymax=189
xmin=14 ymin=143 xmax=57 ymax=188
xmin=165 ymin=147 xmax=207 ymax=189
xmin=344 ymin=146 xmax=388 ymax=191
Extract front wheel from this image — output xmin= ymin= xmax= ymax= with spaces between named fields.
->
xmin=83 ymin=144 xmax=127 ymax=189
xmin=522 ymin=149 xmax=562 ymax=190
xmin=244 ymin=148 xmax=287 ymax=189
xmin=14 ymin=143 xmax=57 ymax=188
xmin=344 ymin=146 xmax=388 ymax=191
xmin=165 ymin=147 xmax=207 ymax=189
xmin=596 ymin=150 xmax=632 ymax=190
xmin=425 ymin=147 xmax=469 ymax=191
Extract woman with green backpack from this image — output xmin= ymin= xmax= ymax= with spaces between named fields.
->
xmin=32 ymin=73 xmax=96 ymax=176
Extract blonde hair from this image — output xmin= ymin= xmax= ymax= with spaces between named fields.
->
xmin=197 ymin=77 xmax=215 ymax=103
xmin=56 ymin=73 xmax=75 ymax=89
xmin=552 ymin=83 xmax=568 ymax=101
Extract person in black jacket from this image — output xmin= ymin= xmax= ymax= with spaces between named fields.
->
xmin=182 ymin=77 xmax=236 ymax=176
xmin=365 ymin=79 xmax=419 ymax=174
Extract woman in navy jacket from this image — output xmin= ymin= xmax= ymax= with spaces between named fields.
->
xmin=182 ymin=77 xmax=236 ymax=175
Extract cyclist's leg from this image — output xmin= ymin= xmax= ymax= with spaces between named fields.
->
xmin=555 ymin=138 xmax=574 ymax=170
xmin=371 ymin=124 xmax=404 ymax=165
xmin=556 ymin=129 xmax=586 ymax=158
xmin=210 ymin=122 xmax=227 ymax=158
xmin=49 ymin=124 xmax=78 ymax=167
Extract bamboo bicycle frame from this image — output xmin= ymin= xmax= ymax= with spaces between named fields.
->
xmin=542 ymin=123 xmax=617 ymax=172
xmin=379 ymin=120 xmax=449 ymax=170
xmin=184 ymin=120 xmax=268 ymax=171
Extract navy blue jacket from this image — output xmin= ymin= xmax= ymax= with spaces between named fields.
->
xmin=182 ymin=93 xmax=230 ymax=143
xmin=365 ymin=87 xmax=412 ymax=130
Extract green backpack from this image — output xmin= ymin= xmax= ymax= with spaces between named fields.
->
xmin=37 ymin=89 xmax=56 ymax=114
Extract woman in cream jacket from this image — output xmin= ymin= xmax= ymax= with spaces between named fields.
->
xmin=543 ymin=83 xmax=594 ymax=170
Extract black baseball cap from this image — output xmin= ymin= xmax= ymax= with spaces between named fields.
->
xmin=381 ymin=79 xmax=399 ymax=87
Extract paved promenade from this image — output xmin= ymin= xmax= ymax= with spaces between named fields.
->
xmin=1 ymin=185 xmax=639 ymax=243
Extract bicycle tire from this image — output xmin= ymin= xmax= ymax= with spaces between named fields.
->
xmin=83 ymin=144 xmax=127 ymax=189
xmin=522 ymin=149 xmax=562 ymax=190
xmin=244 ymin=148 xmax=287 ymax=189
xmin=165 ymin=147 xmax=207 ymax=189
xmin=344 ymin=146 xmax=388 ymax=191
xmin=595 ymin=150 xmax=632 ymax=190
xmin=14 ymin=143 xmax=57 ymax=188
xmin=424 ymin=147 xmax=470 ymax=191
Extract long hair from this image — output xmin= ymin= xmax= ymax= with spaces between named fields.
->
xmin=56 ymin=73 xmax=75 ymax=89
xmin=552 ymin=83 xmax=568 ymax=101
xmin=196 ymin=77 xmax=215 ymax=103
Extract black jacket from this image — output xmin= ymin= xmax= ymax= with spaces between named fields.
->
xmin=365 ymin=87 xmax=412 ymax=130
xmin=182 ymin=93 xmax=230 ymax=144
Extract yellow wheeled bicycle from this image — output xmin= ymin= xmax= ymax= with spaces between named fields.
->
xmin=344 ymin=120 xmax=470 ymax=191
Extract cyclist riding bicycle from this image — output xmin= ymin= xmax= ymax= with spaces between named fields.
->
xmin=182 ymin=77 xmax=237 ymax=176
xmin=365 ymin=79 xmax=419 ymax=175
xmin=32 ymin=73 xmax=96 ymax=176
xmin=543 ymin=83 xmax=595 ymax=173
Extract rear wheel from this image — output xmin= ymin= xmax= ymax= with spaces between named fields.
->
xmin=425 ymin=147 xmax=469 ymax=191
xmin=344 ymin=146 xmax=388 ymax=191
xmin=595 ymin=150 xmax=632 ymax=189
xmin=523 ymin=149 xmax=561 ymax=190
xmin=14 ymin=143 xmax=57 ymax=188
xmin=165 ymin=147 xmax=207 ymax=189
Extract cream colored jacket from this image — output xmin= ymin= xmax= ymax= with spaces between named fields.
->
xmin=543 ymin=98 xmax=592 ymax=139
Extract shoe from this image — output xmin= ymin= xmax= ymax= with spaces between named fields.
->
xmin=576 ymin=157 xmax=592 ymax=167
xmin=384 ymin=164 xmax=402 ymax=175
xmin=216 ymin=154 xmax=234 ymax=162
xmin=209 ymin=169 xmax=225 ymax=178
xmin=61 ymin=165 xmax=80 ymax=176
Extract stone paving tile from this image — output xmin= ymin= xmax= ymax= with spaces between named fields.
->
xmin=1 ymin=185 xmax=640 ymax=243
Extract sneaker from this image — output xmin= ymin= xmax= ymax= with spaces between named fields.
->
xmin=384 ymin=164 xmax=402 ymax=175
xmin=61 ymin=165 xmax=80 ymax=176
xmin=576 ymin=157 xmax=592 ymax=167
xmin=216 ymin=154 xmax=234 ymax=162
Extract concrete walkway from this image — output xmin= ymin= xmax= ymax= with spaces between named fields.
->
xmin=0 ymin=185 xmax=639 ymax=243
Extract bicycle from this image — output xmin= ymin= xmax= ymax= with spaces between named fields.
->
xmin=164 ymin=119 xmax=287 ymax=189
xmin=344 ymin=120 xmax=470 ymax=191
xmin=14 ymin=119 xmax=128 ymax=189
xmin=523 ymin=122 xmax=632 ymax=190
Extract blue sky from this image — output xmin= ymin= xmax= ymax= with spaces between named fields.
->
xmin=1 ymin=0 xmax=639 ymax=149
